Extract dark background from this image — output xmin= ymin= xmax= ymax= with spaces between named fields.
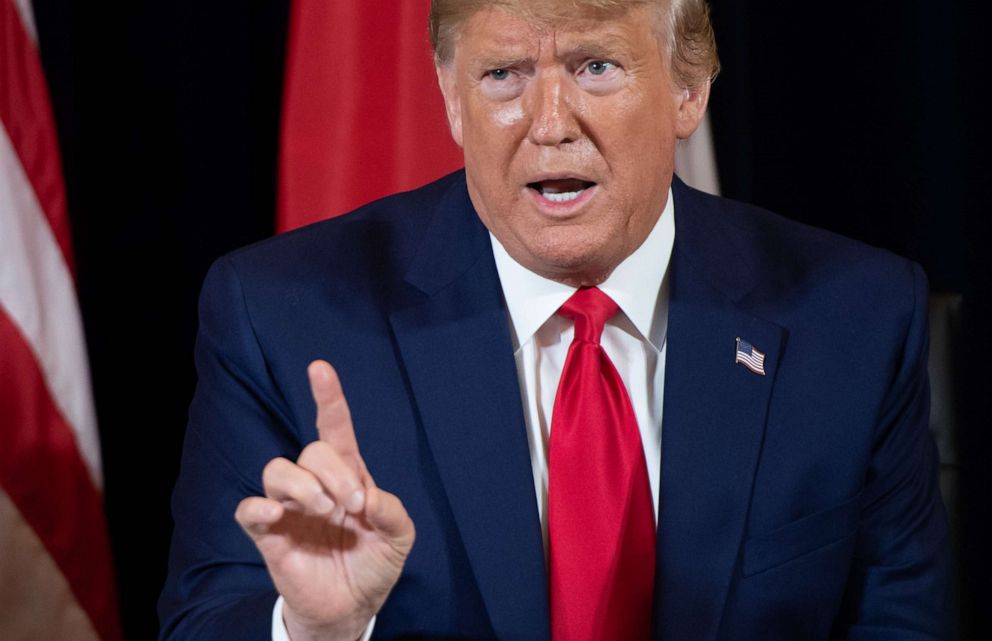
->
xmin=29 ymin=0 xmax=991 ymax=639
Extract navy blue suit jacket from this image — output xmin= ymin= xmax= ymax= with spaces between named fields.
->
xmin=159 ymin=173 xmax=950 ymax=640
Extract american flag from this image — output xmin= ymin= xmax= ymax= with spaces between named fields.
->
xmin=0 ymin=0 xmax=120 ymax=638
xmin=735 ymin=337 xmax=766 ymax=376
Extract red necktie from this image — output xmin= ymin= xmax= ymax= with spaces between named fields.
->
xmin=548 ymin=287 xmax=656 ymax=641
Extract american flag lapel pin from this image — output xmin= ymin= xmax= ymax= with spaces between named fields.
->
xmin=735 ymin=337 xmax=766 ymax=376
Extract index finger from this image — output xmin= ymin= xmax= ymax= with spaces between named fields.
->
xmin=307 ymin=360 xmax=361 ymax=457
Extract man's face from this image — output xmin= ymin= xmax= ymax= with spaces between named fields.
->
xmin=437 ymin=4 xmax=707 ymax=286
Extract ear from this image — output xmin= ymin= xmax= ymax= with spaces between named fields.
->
xmin=674 ymin=82 xmax=711 ymax=140
xmin=435 ymin=64 xmax=464 ymax=148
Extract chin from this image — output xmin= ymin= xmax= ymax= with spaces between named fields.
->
xmin=523 ymin=245 xmax=616 ymax=286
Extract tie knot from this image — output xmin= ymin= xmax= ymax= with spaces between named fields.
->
xmin=558 ymin=287 xmax=619 ymax=344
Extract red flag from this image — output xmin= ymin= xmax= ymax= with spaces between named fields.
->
xmin=277 ymin=0 xmax=464 ymax=232
xmin=0 ymin=1 xmax=122 ymax=639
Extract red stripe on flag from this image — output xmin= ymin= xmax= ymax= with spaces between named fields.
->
xmin=0 ymin=308 xmax=122 ymax=641
xmin=0 ymin=0 xmax=75 ymax=275
xmin=277 ymin=0 xmax=463 ymax=232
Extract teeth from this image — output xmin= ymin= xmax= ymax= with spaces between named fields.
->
xmin=542 ymin=190 xmax=584 ymax=203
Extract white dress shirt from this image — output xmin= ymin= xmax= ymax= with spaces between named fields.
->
xmin=273 ymin=191 xmax=676 ymax=640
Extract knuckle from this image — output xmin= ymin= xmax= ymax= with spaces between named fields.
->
xmin=304 ymin=481 xmax=326 ymax=503
xmin=233 ymin=499 xmax=249 ymax=523
xmin=321 ymin=466 xmax=356 ymax=496
xmin=297 ymin=441 xmax=328 ymax=467
xmin=261 ymin=457 xmax=289 ymax=485
xmin=285 ymin=475 xmax=320 ymax=501
xmin=234 ymin=497 xmax=264 ymax=528
xmin=323 ymin=476 xmax=347 ymax=498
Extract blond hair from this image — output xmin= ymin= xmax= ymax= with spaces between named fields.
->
xmin=429 ymin=0 xmax=720 ymax=89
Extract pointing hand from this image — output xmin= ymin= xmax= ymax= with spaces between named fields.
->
xmin=235 ymin=360 xmax=415 ymax=641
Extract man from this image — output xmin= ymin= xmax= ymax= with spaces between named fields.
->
xmin=159 ymin=1 xmax=951 ymax=639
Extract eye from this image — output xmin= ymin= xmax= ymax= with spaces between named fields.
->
xmin=576 ymin=59 xmax=624 ymax=94
xmin=586 ymin=60 xmax=614 ymax=76
xmin=480 ymin=66 xmax=526 ymax=100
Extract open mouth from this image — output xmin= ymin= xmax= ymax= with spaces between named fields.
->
xmin=527 ymin=178 xmax=597 ymax=204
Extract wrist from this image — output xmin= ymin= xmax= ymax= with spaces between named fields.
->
xmin=282 ymin=603 xmax=373 ymax=641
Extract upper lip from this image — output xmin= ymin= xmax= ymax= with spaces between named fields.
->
xmin=525 ymin=172 xmax=598 ymax=186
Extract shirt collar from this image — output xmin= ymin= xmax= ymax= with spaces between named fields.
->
xmin=491 ymin=188 xmax=676 ymax=351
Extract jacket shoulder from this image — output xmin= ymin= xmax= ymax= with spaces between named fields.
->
xmin=676 ymin=183 xmax=926 ymax=308
xmin=216 ymin=171 xmax=463 ymax=289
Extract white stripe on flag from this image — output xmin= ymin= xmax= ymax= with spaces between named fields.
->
xmin=0 ymin=122 xmax=102 ymax=487
xmin=11 ymin=0 xmax=37 ymax=44
xmin=674 ymin=112 xmax=720 ymax=196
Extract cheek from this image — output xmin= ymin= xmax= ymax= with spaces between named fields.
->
xmin=493 ymin=101 xmax=525 ymax=128
xmin=608 ymin=122 xmax=675 ymax=206
xmin=461 ymin=106 xmax=528 ymax=179
xmin=622 ymin=101 xmax=678 ymax=171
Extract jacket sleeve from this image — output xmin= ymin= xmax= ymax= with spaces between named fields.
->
xmin=832 ymin=262 xmax=953 ymax=640
xmin=158 ymin=256 xmax=302 ymax=641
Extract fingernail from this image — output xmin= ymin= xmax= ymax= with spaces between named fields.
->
xmin=347 ymin=490 xmax=365 ymax=513
xmin=315 ymin=493 xmax=334 ymax=514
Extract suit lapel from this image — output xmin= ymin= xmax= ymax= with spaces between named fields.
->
xmin=388 ymin=176 xmax=784 ymax=641
xmin=390 ymin=178 xmax=551 ymax=641
xmin=653 ymin=181 xmax=785 ymax=641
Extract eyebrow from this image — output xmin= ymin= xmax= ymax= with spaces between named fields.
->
xmin=471 ymin=42 xmax=626 ymax=69
xmin=467 ymin=25 xmax=637 ymax=72
xmin=468 ymin=49 xmax=527 ymax=65
xmin=471 ymin=35 xmax=633 ymax=71
xmin=557 ymin=43 xmax=623 ymax=62
xmin=555 ymin=33 xmax=633 ymax=61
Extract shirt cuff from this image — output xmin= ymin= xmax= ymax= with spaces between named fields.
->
xmin=272 ymin=595 xmax=376 ymax=641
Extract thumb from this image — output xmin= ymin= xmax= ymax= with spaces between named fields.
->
xmin=365 ymin=486 xmax=416 ymax=553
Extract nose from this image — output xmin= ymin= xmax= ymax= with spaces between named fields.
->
xmin=525 ymin=71 xmax=581 ymax=147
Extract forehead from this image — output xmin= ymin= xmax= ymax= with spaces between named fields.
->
xmin=454 ymin=4 xmax=659 ymax=59
xmin=475 ymin=0 xmax=652 ymax=22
